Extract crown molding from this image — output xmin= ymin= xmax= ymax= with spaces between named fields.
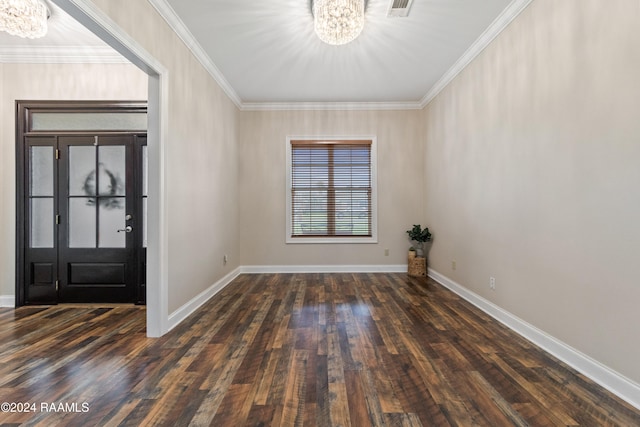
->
xmin=147 ymin=0 xmax=243 ymax=109
xmin=0 ymin=0 xmax=532 ymax=108
xmin=419 ymin=0 xmax=533 ymax=108
xmin=240 ymin=100 xmax=424 ymax=112
xmin=0 ymin=45 xmax=130 ymax=63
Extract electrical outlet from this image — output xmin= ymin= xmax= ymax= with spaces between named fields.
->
xmin=452 ymin=261 xmax=456 ymax=271
xmin=384 ymin=248 xmax=389 ymax=256
xmin=489 ymin=276 xmax=496 ymax=290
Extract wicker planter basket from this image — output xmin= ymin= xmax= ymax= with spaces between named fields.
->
xmin=408 ymin=256 xmax=426 ymax=277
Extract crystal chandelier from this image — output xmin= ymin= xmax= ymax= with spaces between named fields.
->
xmin=313 ymin=0 xmax=364 ymax=46
xmin=0 ymin=0 xmax=49 ymax=39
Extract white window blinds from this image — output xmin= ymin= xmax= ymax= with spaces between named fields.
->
xmin=290 ymin=140 xmax=372 ymax=238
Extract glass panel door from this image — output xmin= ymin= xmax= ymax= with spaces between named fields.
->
xmin=17 ymin=101 xmax=148 ymax=306
xmin=23 ymin=138 xmax=58 ymax=304
xmin=58 ymin=135 xmax=136 ymax=303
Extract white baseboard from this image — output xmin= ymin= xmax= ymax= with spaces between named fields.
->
xmin=428 ymin=268 xmax=640 ymax=411
xmin=167 ymin=267 xmax=241 ymax=332
xmin=240 ymin=264 xmax=408 ymax=274
xmin=0 ymin=295 xmax=15 ymax=308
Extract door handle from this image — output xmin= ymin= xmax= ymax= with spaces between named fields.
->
xmin=117 ymin=226 xmax=133 ymax=233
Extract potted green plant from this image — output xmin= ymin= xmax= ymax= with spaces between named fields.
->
xmin=406 ymin=224 xmax=432 ymax=257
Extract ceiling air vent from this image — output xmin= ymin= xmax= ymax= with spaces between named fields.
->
xmin=387 ymin=0 xmax=414 ymax=17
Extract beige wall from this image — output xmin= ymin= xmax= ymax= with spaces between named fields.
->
xmin=423 ymin=0 xmax=640 ymax=383
xmin=0 ymin=62 xmax=148 ymax=299
xmin=238 ymin=109 xmax=424 ymax=266
xmin=88 ymin=0 xmax=240 ymax=313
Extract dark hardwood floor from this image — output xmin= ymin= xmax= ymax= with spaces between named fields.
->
xmin=1 ymin=273 xmax=639 ymax=426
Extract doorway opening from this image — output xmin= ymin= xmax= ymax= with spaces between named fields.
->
xmin=35 ymin=0 xmax=168 ymax=336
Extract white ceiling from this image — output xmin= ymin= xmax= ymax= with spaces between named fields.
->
xmin=153 ymin=0 xmax=529 ymax=107
xmin=0 ymin=0 xmax=532 ymax=108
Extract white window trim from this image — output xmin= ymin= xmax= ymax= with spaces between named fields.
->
xmin=286 ymin=135 xmax=378 ymax=244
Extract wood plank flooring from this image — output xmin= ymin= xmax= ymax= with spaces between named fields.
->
xmin=1 ymin=273 xmax=639 ymax=426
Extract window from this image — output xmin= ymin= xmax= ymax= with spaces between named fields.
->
xmin=286 ymin=137 xmax=377 ymax=243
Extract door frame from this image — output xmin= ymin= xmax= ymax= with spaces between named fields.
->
xmin=15 ymin=100 xmax=147 ymax=306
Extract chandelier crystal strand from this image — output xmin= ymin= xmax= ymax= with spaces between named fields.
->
xmin=0 ymin=0 xmax=48 ymax=39
xmin=314 ymin=0 xmax=364 ymax=46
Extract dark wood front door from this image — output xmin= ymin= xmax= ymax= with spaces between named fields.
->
xmin=57 ymin=135 xmax=136 ymax=303
xmin=17 ymin=101 xmax=147 ymax=305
